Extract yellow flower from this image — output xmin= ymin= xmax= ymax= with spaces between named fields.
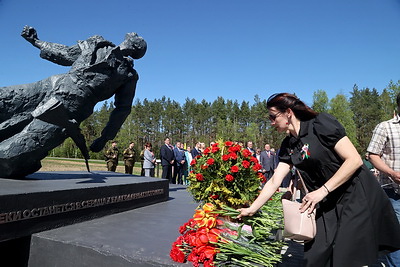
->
xmin=203 ymin=203 xmax=215 ymax=213
xmin=197 ymin=216 xmax=217 ymax=229
xmin=193 ymin=209 xmax=205 ymax=221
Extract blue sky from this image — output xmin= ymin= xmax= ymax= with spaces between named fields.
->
xmin=1 ymin=0 xmax=400 ymax=107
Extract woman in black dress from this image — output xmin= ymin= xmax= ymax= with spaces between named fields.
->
xmin=238 ymin=93 xmax=400 ymax=267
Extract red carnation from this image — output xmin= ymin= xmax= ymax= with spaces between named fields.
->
xmin=170 ymin=245 xmax=186 ymax=263
xmin=225 ymin=174 xmax=234 ymax=182
xmin=196 ymin=173 xmax=204 ymax=181
xmin=242 ymin=160 xmax=250 ymax=168
xmin=210 ymin=194 xmax=219 ymax=199
xmin=250 ymin=157 xmax=258 ymax=163
xmin=230 ymin=166 xmax=239 ymax=173
xmin=252 ymin=163 xmax=262 ymax=172
xmin=225 ymin=141 xmax=233 ymax=146
xmin=190 ymin=159 xmax=197 ymax=166
xmin=201 ymin=164 xmax=209 ymax=169
xmin=242 ymin=149 xmax=252 ymax=157
xmin=206 ymin=158 xmax=215 ymax=165
xmin=211 ymin=146 xmax=220 ymax=153
xmin=229 ymin=153 xmax=238 ymax=160
xmin=258 ymin=172 xmax=266 ymax=183
xmin=203 ymin=147 xmax=211 ymax=154
xmin=222 ymin=154 xmax=230 ymax=161
xmin=228 ymin=145 xmax=241 ymax=153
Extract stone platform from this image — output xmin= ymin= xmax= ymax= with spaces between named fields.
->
xmin=0 ymin=171 xmax=168 ymax=242
xmin=0 ymin=171 xmax=168 ymax=267
xmin=26 ymin=183 xmax=388 ymax=267
xmin=28 ymin=184 xmax=197 ymax=267
xmin=27 ymin=185 xmax=306 ymax=267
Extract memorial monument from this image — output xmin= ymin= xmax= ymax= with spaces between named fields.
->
xmin=0 ymin=25 xmax=147 ymax=178
xmin=0 ymin=27 xmax=173 ymax=267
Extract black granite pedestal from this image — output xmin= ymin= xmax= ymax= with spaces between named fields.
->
xmin=0 ymin=171 xmax=169 ymax=267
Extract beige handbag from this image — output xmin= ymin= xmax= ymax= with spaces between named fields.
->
xmin=282 ymin=170 xmax=316 ymax=241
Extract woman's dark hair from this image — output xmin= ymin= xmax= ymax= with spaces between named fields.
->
xmin=145 ymin=142 xmax=152 ymax=148
xmin=267 ymin=93 xmax=318 ymax=121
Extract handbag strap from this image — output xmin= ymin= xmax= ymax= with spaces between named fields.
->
xmin=290 ymin=168 xmax=308 ymax=201
xmin=296 ymin=169 xmax=309 ymax=194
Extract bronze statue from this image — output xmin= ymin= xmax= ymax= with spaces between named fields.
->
xmin=0 ymin=26 xmax=147 ymax=178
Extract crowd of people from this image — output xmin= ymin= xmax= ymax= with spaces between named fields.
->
xmin=103 ymin=136 xmax=282 ymax=186
xmin=158 ymin=138 xmax=282 ymax=185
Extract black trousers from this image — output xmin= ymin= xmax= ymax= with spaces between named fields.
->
xmin=173 ymin=164 xmax=183 ymax=184
xmin=162 ymin=164 xmax=173 ymax=183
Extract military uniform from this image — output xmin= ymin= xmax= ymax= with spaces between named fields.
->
xmin=123 ymin=147 xmax=136 ymax=174
xmin=105 ymin=146 xmax=119 ymax=172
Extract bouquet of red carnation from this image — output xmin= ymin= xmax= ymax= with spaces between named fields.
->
xmin=170 ymin=203 xmax=235 ymax=267
xmin=188 ymin=141 xmax=265 ymax=209
xmin=170 ymin=200 xmax=284 ymax=267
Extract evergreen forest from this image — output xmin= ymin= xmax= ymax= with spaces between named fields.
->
xmin=50 ymin=81 xmax=400 ymax=160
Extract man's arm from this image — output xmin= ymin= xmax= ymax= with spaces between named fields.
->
xmin=369 ymin=153 xmax=400 ymax=184
xmin=21 ymin=25 xmax=81 ymax=66
xmin=90 ymin=77 xmax=137 ymax=152
xmin=367 ymin=121 xmax=400 ymax=184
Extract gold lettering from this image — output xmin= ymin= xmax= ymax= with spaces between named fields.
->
xmin=0 ymin=187 xmax=165 ymax=224
xmin=23 ymin=209 xmax=31 ymax=219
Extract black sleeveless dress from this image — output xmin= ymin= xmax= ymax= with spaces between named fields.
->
xmin=278 ymin=113 xmax=400 ymax=267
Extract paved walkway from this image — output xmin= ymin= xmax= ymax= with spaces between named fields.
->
xmin=278 ymin=240 xmax=304 ymax=266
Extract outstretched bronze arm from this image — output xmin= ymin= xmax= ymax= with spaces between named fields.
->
xmin=21 ymin=25 xmax=81 ymax=66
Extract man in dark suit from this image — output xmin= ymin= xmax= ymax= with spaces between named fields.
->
xmin=259 ymin=143 xmax=276 ymax=181
xmin=160 ymin=137 xmax=175 ymax=183
xmin=191 ymin=142 xmax=201 ymax=158
xmin=173 ymin=142 xmax=186 ymax=184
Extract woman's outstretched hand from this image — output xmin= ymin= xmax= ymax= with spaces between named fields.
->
xmin=236 ymin=207 xmax=256 ymax=219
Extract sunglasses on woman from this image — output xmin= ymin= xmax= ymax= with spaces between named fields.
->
xmin=268 ymin=112 xmax=282 ymax=122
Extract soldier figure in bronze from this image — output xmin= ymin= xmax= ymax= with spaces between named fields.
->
xmin=0 ymin=26 xmax=147 ymax=178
